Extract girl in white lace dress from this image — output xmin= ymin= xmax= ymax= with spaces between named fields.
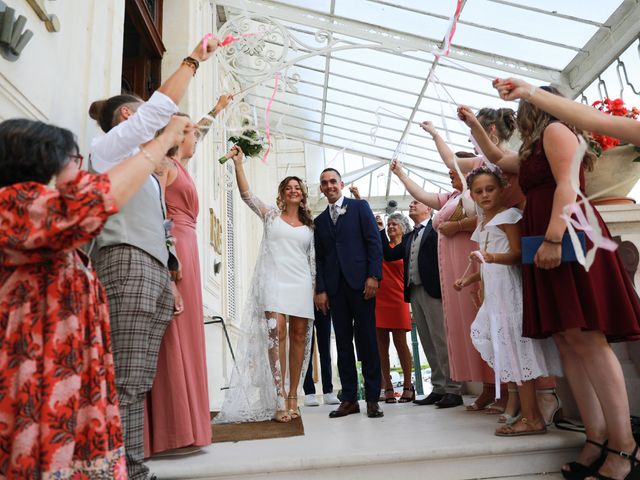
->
xmin=455 ymin=166 xmax=561 ymax=437
xmin=214 ymin=147 xmax=314 ymax=424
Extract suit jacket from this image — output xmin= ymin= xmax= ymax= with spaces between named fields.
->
xmin=314 ymin=197 xmax=383 ymax=296
xmin=380 ymin=219 xmax=441 ymax=302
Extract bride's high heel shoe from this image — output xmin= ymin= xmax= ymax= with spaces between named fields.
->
xmin=287 ymin=396 xmax=300 ymax=420
xmin=273 ymin=410 xmax=291 ymax=423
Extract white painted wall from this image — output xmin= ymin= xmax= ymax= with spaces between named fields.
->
xmin=0 ymin=0 xmax=125 ymax=152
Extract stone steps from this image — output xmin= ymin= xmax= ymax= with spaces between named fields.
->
xmin=147 ymin=399 xmax=582 ymax=480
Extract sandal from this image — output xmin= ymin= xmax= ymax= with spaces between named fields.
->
xmin=498 ymin=388 xmax=520 ymax=424
xmin=495 ymin=417 xmax=546 ymax=437
xmin=484 ymin=402 xmax=507 ymax=415
xmin=398 ymin=385 xmax=415 ymax=403
xmin=588 ymin=442 xmax=639 ymax=480
xmin=561 ymin=439 xmax=607 ymax=480
xmin=537 ymin=388 xmax=563 ymax=427
xmin=273 ymin=410 xmax=291 ymax=423
xmin=384 ymin=388 xmax=397 ymax=404
xmin=287 ymin=396 xmax=300 ymax=419
xmin=465 ymin=385 xmax=497 ymax=411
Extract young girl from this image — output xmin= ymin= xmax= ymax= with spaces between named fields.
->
xmin=455 ymin=166 xmax=562 ymax=436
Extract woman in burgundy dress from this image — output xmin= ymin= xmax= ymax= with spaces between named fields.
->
xmin=484 ymin=84 xmax=640 ymax=478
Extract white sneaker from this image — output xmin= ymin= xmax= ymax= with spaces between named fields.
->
xmin=323 ymin=392 xmax=340 ymax=405
xmin=304 ymin=394 xmax=320 ymax=407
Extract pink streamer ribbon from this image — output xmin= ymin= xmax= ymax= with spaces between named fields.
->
xmin=202 ymin=33 xmax=256 ymax=52
xmin=437 ymin=0 xmax=464 ymax=57
xmin=261 ymin=73 xmax=280 ymax=164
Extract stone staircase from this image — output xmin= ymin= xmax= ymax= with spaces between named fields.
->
xmin=147 ymin=398 xmax=583 ymax=480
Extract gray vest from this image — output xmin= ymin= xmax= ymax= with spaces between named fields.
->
xmin=97 ymin=176 xmax=171 ymax=267
xmin=408 ymin=229 xmax=423 ymax=286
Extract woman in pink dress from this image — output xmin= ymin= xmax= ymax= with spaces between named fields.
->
xmin=144 ymin=98 xmax=232 ymax=457
xmin=390 ymin=160 xmax=500 ymax=410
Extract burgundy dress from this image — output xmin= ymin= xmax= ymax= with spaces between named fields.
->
xmin=519 ymin=135 xmax=640 ymax=341
xmin=144 ymin=160 xmax=211 ymax=455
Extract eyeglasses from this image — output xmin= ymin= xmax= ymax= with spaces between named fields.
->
xmin=69 ymin=153 xmax=84 ymax=168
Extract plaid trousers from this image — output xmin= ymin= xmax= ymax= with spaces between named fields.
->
xmin=97 ymin=245 xmax=174 ymax=480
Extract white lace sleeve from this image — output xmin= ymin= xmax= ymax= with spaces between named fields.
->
xmin=240 ymin=190 xmax=278 ymax=220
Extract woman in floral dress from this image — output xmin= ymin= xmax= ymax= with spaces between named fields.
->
xmin=0 ymin=116 xmax=189 ymax=479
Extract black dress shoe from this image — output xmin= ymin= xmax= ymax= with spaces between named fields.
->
xmin=329 ymin=401 xmax=360 ymax=418
xmin=414 ymin=392 xmax=444 ymax=406
xmin=366 ymin=401 xmax=384 ymax=418
xmin=435 ymin=393 xmax=463 ymax=409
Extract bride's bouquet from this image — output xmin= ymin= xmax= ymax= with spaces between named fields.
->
xmin=218 ymin=120 xmax=265 ymax=164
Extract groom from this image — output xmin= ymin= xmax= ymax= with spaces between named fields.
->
xmin=314 ymin=168 xmax=384 ymax=419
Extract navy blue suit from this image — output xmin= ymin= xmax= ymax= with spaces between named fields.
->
xmin=314 ymin=197 xmax=383 ymax=402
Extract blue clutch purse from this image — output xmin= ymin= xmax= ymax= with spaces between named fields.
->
xmin=521 ymin=232 xmax=586 ymax=265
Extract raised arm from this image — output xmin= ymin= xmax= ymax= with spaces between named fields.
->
xmin=495 ymin=78 xmax=640 ymax=147
xmin=420 ymin=120 xmax=478 ymax=172
xmin=389 ymin=159 xmax=443 ymax=210
xmin=230 ymin=147 xmax=272 ymax=219
xmin=380 ymin=228 xmax=404 ymax=262
xmin=158 ymin=38 xmax=219 ymax=105
xmin=457 ymin=105 xmax=521 ymax=174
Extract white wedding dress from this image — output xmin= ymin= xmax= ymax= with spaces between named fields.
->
xmin=470 ymin=208 xmax=562 ymax=389
xmin=214 ymin=190 xmax=315 ymax=424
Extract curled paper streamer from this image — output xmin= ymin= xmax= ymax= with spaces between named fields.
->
xmin=559 ymin=137 xmax=618 ymax=271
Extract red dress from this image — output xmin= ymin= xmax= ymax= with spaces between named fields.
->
xmin=0 ymin=171 xmax=127 ymax=479
xmin=376 ymin=245 xmax=411 ymax=331
xmin=519 ymin=136 xmax=640 ymax=341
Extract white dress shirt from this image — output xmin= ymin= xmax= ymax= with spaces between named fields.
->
xmin=89 ymin=91 xmax=178 ymax=174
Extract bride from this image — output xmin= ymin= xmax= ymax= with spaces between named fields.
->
xmin=215 ymin=146 xmax=315 ymax=423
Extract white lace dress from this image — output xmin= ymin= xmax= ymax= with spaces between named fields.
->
xmin=214 ymin=191 xmax=315 ymax=424
xmin=470 ymin=208 xmax=562 ymax=390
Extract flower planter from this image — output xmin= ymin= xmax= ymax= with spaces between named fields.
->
xmin=585 ymin=144 xmax=640 ymax=199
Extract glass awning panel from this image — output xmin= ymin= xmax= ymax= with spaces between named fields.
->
xmin=220 ymin=0 xmax=638 ymax=196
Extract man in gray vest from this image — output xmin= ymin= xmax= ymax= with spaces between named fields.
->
xmin=380 ymin=200 xmax=462 ymax=409
xmin=88 ymin=38 xmax=218 ymax=480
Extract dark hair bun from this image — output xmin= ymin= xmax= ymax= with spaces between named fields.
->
xmin=88 ymin=100 xmax=106 ymax=122
xmin=499 ymin=108 xmax=517 ymax=137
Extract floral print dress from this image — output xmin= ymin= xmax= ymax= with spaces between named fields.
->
xmin=0 ymin=171 xmax=127 ymax=479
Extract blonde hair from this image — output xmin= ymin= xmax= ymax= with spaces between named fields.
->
xmin=276 ymin=176 xmax=314 ymax=228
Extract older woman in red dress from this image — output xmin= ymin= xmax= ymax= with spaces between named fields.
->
xmin=375 ymin=212 xmax=414 ymax=403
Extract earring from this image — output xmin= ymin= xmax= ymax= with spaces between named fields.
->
xmin=490 ymin=134 xmax=499 ymax=145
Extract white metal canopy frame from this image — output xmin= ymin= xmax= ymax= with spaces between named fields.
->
xmin=212 ymin=0 xmax=640 ymax=201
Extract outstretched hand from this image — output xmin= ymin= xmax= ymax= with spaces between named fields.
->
xmin=493 ymin=77 xmax=532 ymax=101
xmin=456 ymin=105 xmax=477 ymax=127
xmin=420 ymin=120 xmax=437 ymax=137
xmin=162 ymin=115 xmax=196 ymax=149
xmin=349 ymin=185 xmax=361 ymax=199
xmin=191 ymin=36 xmax=219 ymax=62
xmin=389 ymin=158 xmax=405 ymax=178
xmin=229 ymin=145 xmax=244 ymax=166
xmin=215 ymin=94 xmax=234 ymax=113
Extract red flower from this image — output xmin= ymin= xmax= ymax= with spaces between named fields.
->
xmin=589 ymin=97 xmax=639 ymax=154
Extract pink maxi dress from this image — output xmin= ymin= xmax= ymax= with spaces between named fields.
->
xmin=434 ymin=191 xmax=494 ymax=383
xmin=144 ymin=160 xmax=211 ymax=455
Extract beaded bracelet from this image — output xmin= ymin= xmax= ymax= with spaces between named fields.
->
xmin=182 ymin=56 xmax=200 ymax=75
